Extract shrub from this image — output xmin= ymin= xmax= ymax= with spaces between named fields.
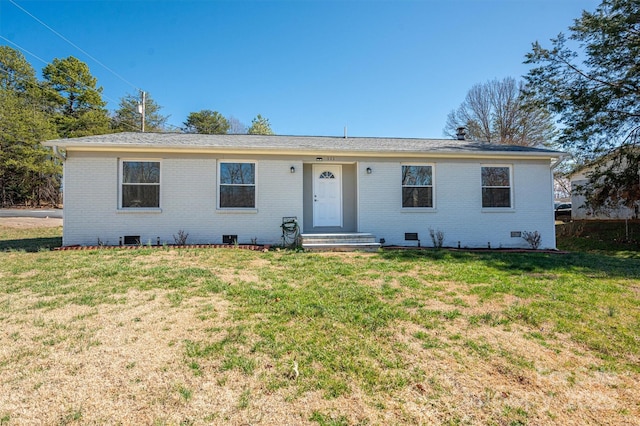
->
xmin=429 ymin=228 xmax=444 ymax=249
xmin=522 ymin=230 xmax=541 ymax=250
xmin=173 ymin=230 xmax=189 ymax=245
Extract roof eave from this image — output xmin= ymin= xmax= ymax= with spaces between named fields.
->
xmin=42 ymin=142 xmax=563 ymax=160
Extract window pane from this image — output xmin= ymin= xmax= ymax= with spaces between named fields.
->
xmin=122 ymin=185 xmax=160 ymax=208
xmin=402 ymin=187 xmax=433 ymax=208
xmin=481 ymin=167 xmax=509 ymax=186
xmin=319 ymin=171 xmax=335 ymax=179
xmin=482 ymin=188 xmax=511 ymax=208
xmin=123 ymin=161 xmax=160 ymax=184
xmin=220 ymin=186 xmax=255 ymax=208
xmin=220 ymin=163 xmax=255 ymax=185
xmin=402 ymin=165 xmax=432 ymax=186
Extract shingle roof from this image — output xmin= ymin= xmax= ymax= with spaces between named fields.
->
xmin=43 ymin=132 xmax=564 ymax=158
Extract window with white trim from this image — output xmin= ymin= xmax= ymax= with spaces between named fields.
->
xmin=120 ymin=160 xmax=160 ymax=208
xmin=481 ymin=166 xmax=511 ymax=208
xmin=402 ymin=165 xmax=433 ymax=208
xmin=219 ymin=162 xmax=256 ymax=208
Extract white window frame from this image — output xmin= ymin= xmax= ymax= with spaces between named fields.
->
xmin=401 ymin=163 xmax=435 ymax=210
xmin=481 ymin=164 xmax=513 ymax=209
xmin=118 ymin=159 xmax=162 ymax=210
xmin=217 ymin=160 xmax=257 ymax=210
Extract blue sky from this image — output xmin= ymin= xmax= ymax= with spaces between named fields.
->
xmin=1 ymin=0 xmax=599 ymax=138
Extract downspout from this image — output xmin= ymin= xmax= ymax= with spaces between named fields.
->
xmin=51 ymin=145 xmax=66 ymax=245
xmin=52 ymin=145 xmax=66 ymax=162
xmin=550 ymin=153 xmax=569 ymax=171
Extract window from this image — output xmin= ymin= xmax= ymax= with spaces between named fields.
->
xmin=219 ymin=162 xmax=255 ymax=208
xmin=319 ymin=171 xmax=335 ymax=179
xmin=121 ymin=160 xmax=160 ymax=208
xmin=402 ymin=165 xmax=433 ymax=208
xmin=481 ymin=166 xmax=511 ymax=208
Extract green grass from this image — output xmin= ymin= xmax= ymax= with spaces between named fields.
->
xmin=176 ymin=384 xmax=193 ymax=401
xmin=309 ymin=411 xmax=350 ymax=426
xmin=1 ymin=224 xmax=639 ymax=423
xmin=0 ymin=226 xmax=62 ymax=252
xmin=2 ymin=229 xmax=639 ymax=366
xmin=557 ymin=220 xmax=640 ymax=254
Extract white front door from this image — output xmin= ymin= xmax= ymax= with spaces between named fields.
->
xmin=313 ymin=164 xmax=342 ymax=227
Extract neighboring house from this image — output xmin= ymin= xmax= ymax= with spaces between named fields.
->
xmin=43 ymin=132 xmax=564 ymax=249
xmin=570 ymin=161 xmax=639 ymax=220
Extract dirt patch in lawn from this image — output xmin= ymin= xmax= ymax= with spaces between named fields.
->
xmin=1 ymin=286 xmax=638 ymax=425
xmin=0 ymin=289 xmax=409 ymax=425
xmin=395 ymin=320 xmax=640 ymax=425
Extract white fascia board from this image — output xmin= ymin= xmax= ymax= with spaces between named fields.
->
xmin=46 ymin=144 xmax=563 ymax=161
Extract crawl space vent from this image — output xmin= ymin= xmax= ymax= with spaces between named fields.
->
xmin=123 ymin=235 xmax=140 ymax=245
xmin=223 ymin=235 xmax=238 ymax=245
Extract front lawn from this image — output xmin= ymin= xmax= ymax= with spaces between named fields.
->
xmin=0 ymin=225 xmax=638 ymax=425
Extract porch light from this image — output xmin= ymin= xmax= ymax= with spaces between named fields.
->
xmin=290 ymin=166 xmax=296 ymax=173
xmin=366 ymin=167 xmax=372 ymax=174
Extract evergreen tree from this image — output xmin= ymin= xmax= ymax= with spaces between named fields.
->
xmin=0 ymin=46 xmax=39 ymax=93
xmin=0 ymin=46 xmax=59 ymax=206
xmin=42 ymin=56 xmax=110 ymax=137
xmin=183 ymin=110 xmax=230 ymax=134
xmin=247 ymin=114 xmax=274 ymax=135
xmin=525 ymin=0 xmax=640 ymax=212
xmin=111 ymin=92 xmax=168 ymax=132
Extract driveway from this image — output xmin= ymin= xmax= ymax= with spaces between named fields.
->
xmin=0 ymin=208 xmax=62 ymax=219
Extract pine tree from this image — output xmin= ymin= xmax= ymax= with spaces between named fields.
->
xmin=0 ymin=47 xmax=60 ymax=206
xmin=183 ymin=110 xmax=230 ymax=134
xmin=112 ymin=92 xmax=168 ymax=132
xmin=247 ymin=114 xmax=274 ymax=135
xmin=525 ymin=0 xmax=640 ymax=212
xmin=42 ymin=56 xmax=110 ymax=137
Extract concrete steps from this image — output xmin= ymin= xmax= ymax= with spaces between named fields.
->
xmin=300 ymin=233 xmax=381 ymax=252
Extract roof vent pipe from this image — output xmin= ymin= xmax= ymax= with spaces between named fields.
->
xmin=456 ymin=127 xmax=466 ymax=141
xmin=344 ymin=126 xmax=348 ymax=139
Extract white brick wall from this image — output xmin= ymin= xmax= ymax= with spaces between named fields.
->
xmin=63 ymin=152 xmax=555 ymax=249
xmin=63 ymin=153 xmax=303 ymax=246
xmin=359 ymin=159 xmax=557 ymax=249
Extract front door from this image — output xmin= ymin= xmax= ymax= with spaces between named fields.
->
xmin=313 ymin=164 xmax=342 ymax=227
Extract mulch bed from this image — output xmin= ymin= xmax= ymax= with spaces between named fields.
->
xmin=54 ymin=244 xmax=568 ymax=254
xmin=55 ymin=244 xmax=270 ymax=251
xmin=383 ymin=246 xmax=570 ymax=254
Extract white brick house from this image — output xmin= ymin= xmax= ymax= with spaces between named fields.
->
xmin=43 ymin=133 xmax=564 ymax=249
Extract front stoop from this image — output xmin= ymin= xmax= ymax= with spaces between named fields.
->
xmin=300 ymin=233 xmax=381 ymax=252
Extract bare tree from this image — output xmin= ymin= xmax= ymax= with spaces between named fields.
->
xmin=227 ymin=116 xmax=248 ymax=134
xmin=444 ymin=77 xmax=556 ymax=147
xmin=554 ymin=175 xmax=571 ymax=200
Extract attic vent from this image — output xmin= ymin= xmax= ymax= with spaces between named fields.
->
xmin=456 ymin=127 xmax=466 ymax=140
